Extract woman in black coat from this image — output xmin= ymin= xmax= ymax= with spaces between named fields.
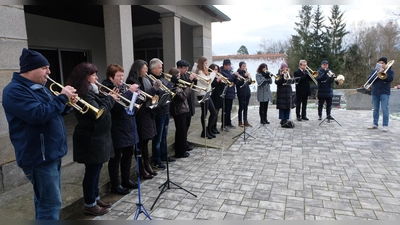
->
xmin=275 ymin=62 xmax=293 ymax=126
xmin=66 ymin=62 xmax=117 ymax=216
xmin=126 ymin=59 xmax=158 ymax=179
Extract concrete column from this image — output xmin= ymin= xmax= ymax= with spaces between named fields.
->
xmin=103 ymin=5 xmax=134 ymax=74
xmin=161 ymin=13 xmax=181 ymax=71
xmin=0 ymin=5 xmax=29 ymax=193
xmin=193 ymin=25 xmax=212 ymax=63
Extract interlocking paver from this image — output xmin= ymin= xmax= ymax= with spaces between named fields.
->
xmin=92 ymin=108 xmax=400 ymax=220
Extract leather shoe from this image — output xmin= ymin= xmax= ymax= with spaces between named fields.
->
xmin=186 ymin=144 xmax=194 ymax=151
xmin=162 ymin=157 xmax=176 ymax=162
xmin=122 ymin=180 xmax=138 ymax=189
xmin=296 ymin=117 xmax=302 ymax=121
xmin=97 ymin=199 xmax=112 ymax=208
xmin=175 ymin=152 xmax=190 ymax=158
xmin=84 ymin=205 xmax=109 ymax=216
xmin=302 ymin=117 xmax=309 ymax=121
xmin=110 ymin=185 xmax=130 ymax=195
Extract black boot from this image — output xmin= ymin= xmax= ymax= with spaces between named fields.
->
xmin=201 ymin=130 xmax=212 ymax=139
xmin=207 ymin=127 xmax=216 ymax=138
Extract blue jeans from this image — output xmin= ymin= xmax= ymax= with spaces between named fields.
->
xmin=279 ymin=109 xmax=290 ymax=120
xmin=22 ymin=158 xmax=62 ymax=220
xmin=152 ymin=114 xmax=169 ymax=164
xmin=83 ymin=163 xmax=103 ymax=207
xmin=372 ymin=94 xmax=390 ymax=126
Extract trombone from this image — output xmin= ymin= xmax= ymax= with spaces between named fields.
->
xmin=161 ymin=72 xmax=207 ymax=92
xmin=364 ymin=60 xmax=394 ymax=89
xmin=95 ymin=81 xmax=141 ymax=110
xmin=145 ymin=73 xmax=176 ymax=98
xmin=305 ymin=66 xmax=318 ymax=85
xmin=121 ymin=81 xmax=159 ymax=105
xmin=207 ymin=68 xmax=234 ymax=87
xmin=47 ymin=76 xmax=104 ymax=119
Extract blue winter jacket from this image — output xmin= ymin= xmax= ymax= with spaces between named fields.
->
xmin=316 ymin=68 xmax=336 ymax=98
xmin=2 ymin=73 xmax=70 ymax=168
xmin=368 ymin=68 xmax=394 ymax=95
xmin=220 ymin=68 xmax=237 ymax=99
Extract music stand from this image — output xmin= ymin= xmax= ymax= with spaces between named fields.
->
xmin=149 ymin=93 xmax=197 ymax=211
xmin=198 ymin=88 xmax=214 ymax=156
xmin=232 ymin=80 xmax=255 ymax=144
xmin=281 ymin=77 xmax=300 ymax=129
xmin=126 ymin=95 xmax=152 ymax=220
xmin=219 ymin=84 xmax=229 ymax=156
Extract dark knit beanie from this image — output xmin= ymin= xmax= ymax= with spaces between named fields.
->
xmin=239 ymin=61 xmax=246 ymax=68
xmin=19 ymin=48 xmax=50 ymax=73
xmin=378 ymin=57 xmax=387 ymax=64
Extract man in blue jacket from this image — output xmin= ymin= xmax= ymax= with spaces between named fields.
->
xmin=367 ymin=57 xmax=394 ymax=132
xmin=220 ymin=59 xmax=239 ymax=131
xmin=2 ymin=48 xmax=77 ymax=220
xmin=316 ymin=60 xmax=338 ymax=120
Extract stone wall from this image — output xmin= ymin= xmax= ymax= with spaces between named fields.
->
xmin=346 ymin=89 xmax=400 ymax=112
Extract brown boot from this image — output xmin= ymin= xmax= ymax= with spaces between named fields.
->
xmin=244 ymin=121 xmax=252 ymax=127
xmin=144 ymin=159 xmax=157 ymax=176
xmin=238 ymin=121 xmax=243 ymax=127
xmin=139 ymin=159 xmax=153 ymax=179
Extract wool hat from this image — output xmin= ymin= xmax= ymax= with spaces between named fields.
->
xmin=176 ymin=60 xmax=190 ymax=68
xmin=378 ymin=57 xmax=387 ymax=64
xmin=239 ymin=61 xmax=246 ymax=68
xmin=223 ymin=59 xmax=231 ymax=65
xmin=321 ymin=60 xmax=329 ymax=65
xmin=19 ymin=48 xmax=50 ymax=73
xmin=280 ymin=62 xmax=288 ymax=69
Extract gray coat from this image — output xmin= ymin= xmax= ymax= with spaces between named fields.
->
xmin=256 ymin=72 xmax=273 ymax=102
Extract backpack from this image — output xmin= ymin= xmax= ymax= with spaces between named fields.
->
xmin=281 ymin=120 xmax=295 ymax=128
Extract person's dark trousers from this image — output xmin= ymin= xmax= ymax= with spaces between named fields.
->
xmin=108 ymin=146 xmax=134 ymax=188
xmin=197 ymin=96 xmax=217 ymax=134
xmin=259 ymin=101 xmax=269 ymax=122
xmin=238 ymin=95 xmax=251 ymax=122
xmin=318 ymin=97 xmax=333 ymax=117
xmin=296 ymin=96 xmax=308 ymax=118
xmin=185 ymin=115 xmax=192 ymax=148
xmin=224 ymin=98 xmax=234 ymax=126
xmin=83 ymin=163 xmax=103 ymax=207
xmin=173 ymin=114 xmax=188 ymax=157
xmin=22 ymin=158 xmax=62 ymax=220
xmin=152 ymin=114 xmax=170 ymax=165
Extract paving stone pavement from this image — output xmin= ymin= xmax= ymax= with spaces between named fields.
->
xmin=93 ymin=106 xmax=400 ymax=220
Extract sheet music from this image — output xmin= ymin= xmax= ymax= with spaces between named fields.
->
xmin=129 ymin=92 xmax=138 ymax=112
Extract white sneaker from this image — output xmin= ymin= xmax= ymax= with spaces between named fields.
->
xmin=382 ymin=126 xmax=388 ymax=132
xmin=368 ymin=124 xmax=378 ymax=129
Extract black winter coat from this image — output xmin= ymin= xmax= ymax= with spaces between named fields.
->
xmin=127 ymin=76 xmax=157 ymax=141
xmin=316 ymin=68 xmax=336 ymax=98
xmin=180 ymin=72 xmax=196 ymax=116
xmin=294 ymin=68 xmax=311 ymax=98
xmin=211 ymin=77 xmax=225 ymax=109
xmin=275 ymin=71 xmax=293 ymax=110
xmin=73 ymin=91 xmax=115 ymax=165
xmin=219 ymin=68 xmax=237 ymax=100
xmin=236 ymin=69 xmax=251 ymax=98
xmin=101 ymin=78 xmax=139 ymax=148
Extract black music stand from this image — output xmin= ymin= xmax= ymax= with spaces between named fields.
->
xmin=219 ymin=84 xmax=229 ymax=155
xmin=198 ymin=88 xmax=214 ymax=156
xmin=126 ymin=101 xmax=152 ymax=220
xmin=150 ymin=94 xmax=197 ymax=211
xmin=232 ymin=79 xmax=255 ymax=144
xmin=281 ymin=77 xmax=300 ymax=129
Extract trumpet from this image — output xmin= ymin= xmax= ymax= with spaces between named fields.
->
xmin=95 ymin=81 xmax=141 ymax=110
xmin=189 ymin=71 xmax=211 ymax=85
xmin=122 ymin=81 xmax=159 ymax=105
xmin=146 ymin=73 xmax=176 ymax=98
xmin=335 ymin=74 xmax=345 ymax=85
xmin=161 ymin=72 xmax=207 ymax=92
xmin=47 ymin=76 xmax=104 ymax=119
xmin=265 ymin=70 xmax=279 ymax=78
xmin=276 ymin=69 xmax=290 ymax=81
xmin=364 ymin=60 xmax=394 ymax=89
xmin=327 ymin=70 xmax=336 ymax=78
xmin=207 ymin=68 xmax=234 ymax=87
xmin=304 ymin=66 xmax=318 ymax=85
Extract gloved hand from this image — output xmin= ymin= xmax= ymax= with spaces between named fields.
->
xmin=171 ymin=74 xmax=179 ymax=84
xmin=153 ymin=79 xmax=162 ymax=90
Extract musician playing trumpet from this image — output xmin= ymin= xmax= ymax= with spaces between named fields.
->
xmin=367 ymin=57 xmax=394 ymax=131
xmin=101 ymin=64 xmax=140 ymax=195
xmin=275 ymin=62 xmax=294 ymax=127
xmin=236 ymin=61 xmax=253 ymax=127
xmin=316 ymin=60 xmax=338 ymax=120
xmin=255 ymin=63 xmax=273 ymax=124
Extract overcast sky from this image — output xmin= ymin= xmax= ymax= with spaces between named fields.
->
xmin=211 ymin=5 xmax=399 ymax=56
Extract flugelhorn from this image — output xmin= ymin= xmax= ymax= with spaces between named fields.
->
xmin=207 ymin=68 xmax=234 ymax=87
xmin=161 ymin=72 xmax=207 ymax=92
xmin=335 ymin=74 xmax=345 ymax=85
xmin=47 ymin=76 xmax=104 ymax=119
xmin=145 ymin=73 xmax=176 ymax=98
xmin=122 ymin=81 xmax=159 ymax=105
xmin=95 ymin=81 xmax=141 ymax=110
